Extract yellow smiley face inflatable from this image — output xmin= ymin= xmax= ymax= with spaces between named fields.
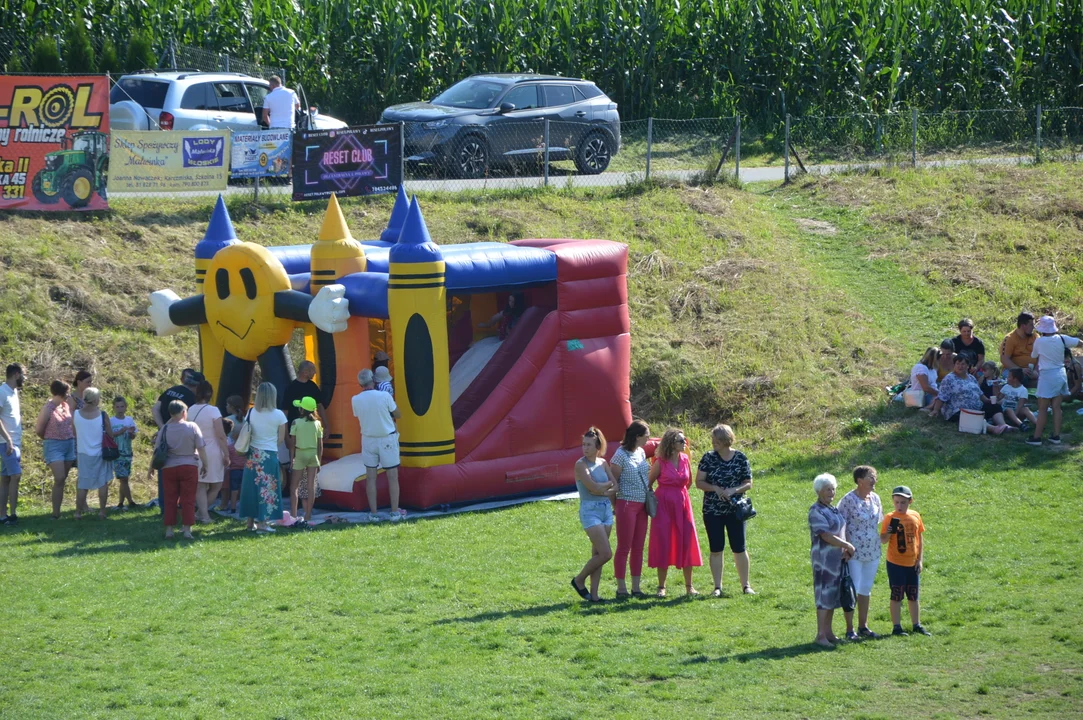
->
xmin=204 ymin=243 xmax=294 ymax=361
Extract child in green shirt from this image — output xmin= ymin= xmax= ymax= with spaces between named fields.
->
xmin=289 ymin=397 xmax=323 ymax=524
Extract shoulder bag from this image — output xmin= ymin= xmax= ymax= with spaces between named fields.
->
xmin=731 ymin=495 xmax=757 ymax=521
xmin=634 ymin=451 xmax=657 ymax=518
xmin=839 ymin=559 xmax=857 ymax=613
xmin=151 ymin=423 xmax=169 ymax=470
xmin=100 ymin=413 xmax=120 ymax=461
xmin=234 ymin=409 xmax=254 ymax=454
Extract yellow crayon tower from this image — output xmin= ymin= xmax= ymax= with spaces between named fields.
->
xmin=194 ymin=195 xmax=239 ymax=404
xmin=387 ymin=197 xmax=455 ymax=466
xmin=308 ymin=194 xmax=368 ymax=459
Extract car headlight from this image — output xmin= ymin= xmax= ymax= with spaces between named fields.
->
xmin=422 ymin=119 xmax=450 ymax=130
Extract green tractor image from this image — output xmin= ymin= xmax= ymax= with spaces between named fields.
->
xmin=32 ymin=130 xmax=109 ymax=208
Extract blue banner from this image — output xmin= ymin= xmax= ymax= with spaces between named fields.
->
xmin=230 ymin=129 xmax=292 ymax=178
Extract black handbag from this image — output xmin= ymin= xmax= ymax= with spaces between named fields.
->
xmin=840 ymin=559 xmax=857 ymax=612
xmin=151 ymin=424 xmax=169 ymax=470
xmin=731 ymin=495 xmax=756 ymax=521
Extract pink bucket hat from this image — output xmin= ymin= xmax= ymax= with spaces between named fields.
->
xmin=1035 ymin=315 xmax=1058 ymax=334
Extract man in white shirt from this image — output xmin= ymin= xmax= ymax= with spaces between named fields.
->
xmin=0 ymin=363 xmax=25 ymax=524
xmin=351 ymin=368 xmax=405 ymax=521
xmin=261 ymin=75 xmax=300 ymax=130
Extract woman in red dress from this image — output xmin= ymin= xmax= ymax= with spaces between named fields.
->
xmin=647 ymin=427 xmax=703 ymax=596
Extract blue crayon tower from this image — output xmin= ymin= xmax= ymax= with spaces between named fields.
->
xmin=387 ymin=197 xmax=455 ymax=466
xmin=193 ymin=194 xmax=240 ymax=402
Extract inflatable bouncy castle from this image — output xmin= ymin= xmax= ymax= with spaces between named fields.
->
xmin=149 ymin=191 xmax=632 ymax=509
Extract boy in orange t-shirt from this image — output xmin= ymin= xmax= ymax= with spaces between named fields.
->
xmin=880 ymin=486 xmax=931 ymax=636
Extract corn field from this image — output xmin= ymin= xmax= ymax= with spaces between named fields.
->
xmin=4 ymin=0 xmax=1081 ymax=127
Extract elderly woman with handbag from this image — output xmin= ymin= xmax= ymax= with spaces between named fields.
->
xmin=609 ymin=420 xmax=652 ymax=598
xmin=694 ymin=424 xmax=755 ymax=597
xmin=808 ymin=473 xmax=856 ymax=647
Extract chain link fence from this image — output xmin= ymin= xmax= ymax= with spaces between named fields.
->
xmin=160 ymin=40 xmax=285 ymax=83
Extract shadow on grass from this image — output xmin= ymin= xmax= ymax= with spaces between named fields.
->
xmin=434 ymin=593 xmax=699 ymax=625
xmin=683 ymin=642 xmax=836 ymax=664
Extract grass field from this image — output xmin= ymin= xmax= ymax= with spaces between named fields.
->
xmin=2 ymin=163 xmax=1082 ymax=717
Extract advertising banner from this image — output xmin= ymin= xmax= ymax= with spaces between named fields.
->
xmin=231 ymin=129 xmax=292 ymax=178
xmin=108 ymin=131 xmax=230 ymax=193
xmin=292 ymin=124 xmax=401 ymax=201
xmin=0 ymin=75 xmax=110 ymax=211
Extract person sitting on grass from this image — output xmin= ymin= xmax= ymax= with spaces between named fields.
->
xmin=880 ymin=485 xmax=930 ymax=637
xmin=999 ymin=369 xmax=1035 ymax=430
xmin=951 ymin=318 xmax=985 ymax=370
xmin=979 ymin=362 xmax=1016 ymax=434
xmin=1027 ymin=316 xmax=1081 ymax=446
xmin=999 ymin=312 xmax=1038 ymax=387
xmin=934 ymin=338 xmax=956 ymax=382
xmin=926 ymin=355 xmax=982 ymax=422
xmin=909 ymin=347 xmax=940 ymax=408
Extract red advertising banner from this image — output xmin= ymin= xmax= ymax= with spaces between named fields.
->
xmin=0 ymin=75 xmax=110 ymax=211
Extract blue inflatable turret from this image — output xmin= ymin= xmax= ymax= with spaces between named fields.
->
xmin=380 ymin=185 xmax=411 ymax=243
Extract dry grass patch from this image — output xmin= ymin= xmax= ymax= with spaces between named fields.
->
xmin=795 ymin=218 xmax=838 ymax=235
xmin=668 ymin=281 xmax=719 ymax=319
xmin=696 ymin=257 xmax=771 ymax=289
xmin=631 ymin=250 xmax=677 ymax=279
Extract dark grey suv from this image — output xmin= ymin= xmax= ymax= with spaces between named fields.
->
xmin=379 ymin=74 xmax=620 ymax=178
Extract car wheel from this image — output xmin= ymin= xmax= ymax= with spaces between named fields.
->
xmin=452 ymin=135 xmax=488 ymax=179
xmin=31 ymin=172 xmax=60 ymax=204
xmin=575 ymin=132 xmax=612 ymax=174
xmin=62 ymin=168 xmax=96 ymax=208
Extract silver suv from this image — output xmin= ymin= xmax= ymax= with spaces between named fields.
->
xmin=108 ymin=71 xmax=347 ymax=132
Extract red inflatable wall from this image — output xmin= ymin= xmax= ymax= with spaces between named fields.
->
xmin=319 ymin=239 xmax=631 ymax=511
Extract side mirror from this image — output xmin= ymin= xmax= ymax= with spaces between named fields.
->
xmin=499 ymin=102 xmax=516 ymax=114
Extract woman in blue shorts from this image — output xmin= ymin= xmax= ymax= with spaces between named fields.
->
xmin=36 ymin=380 xmax=76 ymax=519
xmin=570 ymin=427 xmax=617 ymax=603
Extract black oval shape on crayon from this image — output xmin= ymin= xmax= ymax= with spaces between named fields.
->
xmin=404 ymin=313 xmax=434 ymax=416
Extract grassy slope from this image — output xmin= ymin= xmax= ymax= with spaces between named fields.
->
xmin=1 ymin=165 xmax=1082 ymax=718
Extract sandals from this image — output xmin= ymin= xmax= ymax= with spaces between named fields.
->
xmin=615 ymin=591 xmax=632 ymax=600
xmin=686 ymin=586 xmax=700 ymax=597
xmin=570 ymin=578 xmax=589 ymax=600
xmin=712 ymin=587 xmax=723 ymax=598
xmin=656 ymin=586 xmax=667 ymax=598
xmin=743 ymin=586 xmax=757 ymax=595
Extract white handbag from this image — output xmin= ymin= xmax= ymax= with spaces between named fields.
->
xmin=903 ymin=388 xmax=925 ymax=407
xmin=958 ymin=408 xmax=986 ymax=434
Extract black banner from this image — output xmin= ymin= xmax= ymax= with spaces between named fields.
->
xmin=292 ymin=123 xmax=401 ymax=201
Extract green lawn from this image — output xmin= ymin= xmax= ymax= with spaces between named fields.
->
xmin=2 ymin=164 xmax=1083 ymax=717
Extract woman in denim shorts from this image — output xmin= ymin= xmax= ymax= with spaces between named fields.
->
xmin=570 ymin=427 xmax=617 ymax=603
xmin=35 ymin=380 xmax=76 ymax=519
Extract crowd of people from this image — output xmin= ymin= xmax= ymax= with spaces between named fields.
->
xmin=570 ymin=422 xmax=930 ymax=645
xmin=905 ymin=313 xmax=1081 ymax=444
xmin=0 ymin=356 xmax=406 ymax=537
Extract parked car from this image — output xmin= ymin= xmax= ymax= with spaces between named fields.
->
xmin=379 ymin=74 xmax=620 ymax=178
xmin=108 ymin=71 xmax=347 ymax=132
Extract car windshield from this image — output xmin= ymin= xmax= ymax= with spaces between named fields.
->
xmin=431 ymin=79 xmax=506 ymax=109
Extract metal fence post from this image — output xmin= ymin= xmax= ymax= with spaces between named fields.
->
xmin=169 ymin=38 xmax=177 ymax=70
xmin=735 ymin=115 xmax=741 ymax=181
xmin=645 ymin=117 xmax=653 ymax=181
xmin=784 ymin=114 xmax=791 ymax=182
xmin=399 ymin=122 xmax=406 ymax=193
xmin=912 ymin=108 xmax=918 ymax=167
xmin=543 ymin=119 xmax=550 ymax=187
xmin=875 ymin=116 xmax=883 ymax=155
xmin=1035 ymin=104 xmax=1042 ymax=163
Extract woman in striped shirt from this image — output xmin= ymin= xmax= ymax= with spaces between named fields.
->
xmin=610 ymin=420 xmax=651 ymax=598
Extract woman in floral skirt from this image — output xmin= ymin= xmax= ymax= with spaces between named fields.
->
xmin=238 ymin=383 xmax=287 ymax=533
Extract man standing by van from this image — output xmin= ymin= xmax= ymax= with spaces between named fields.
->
xmin=262 ymin=75 xmax=300 ymax=130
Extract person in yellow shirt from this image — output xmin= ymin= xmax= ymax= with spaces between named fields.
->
xmin=999 ymin=312 xmax=1037 ymax=387
xmin=880 ymin=486 xmax=931 ymax=637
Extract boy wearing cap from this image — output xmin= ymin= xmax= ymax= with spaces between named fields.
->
xmin=1026 ymin=315 xmax=1080 ymax=446
xmin=880 ymin=486 xmax=931 ymax=637
xmin=289 ymin=396 xmax=323 ymax=523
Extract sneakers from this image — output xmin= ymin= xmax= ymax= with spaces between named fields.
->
xmin=845 ymin=630 xmax=860 ymax=641
xmin=858 ymin=627 xmax=881 ymax=639
xmin=390 ymin=509 xmax=408 ymax=522
xmin=892 ymin=625 xmax=909 ymax=636
xmin=1049 ymin=435 xmax=1062 ymax=445
xmin=912 ymin=624 xmax=932 ymax=636
xmin=2 ymin=514 xmax=15 ymax=525
xmin=1025 ymin=437 xmax=1043 ymax=446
